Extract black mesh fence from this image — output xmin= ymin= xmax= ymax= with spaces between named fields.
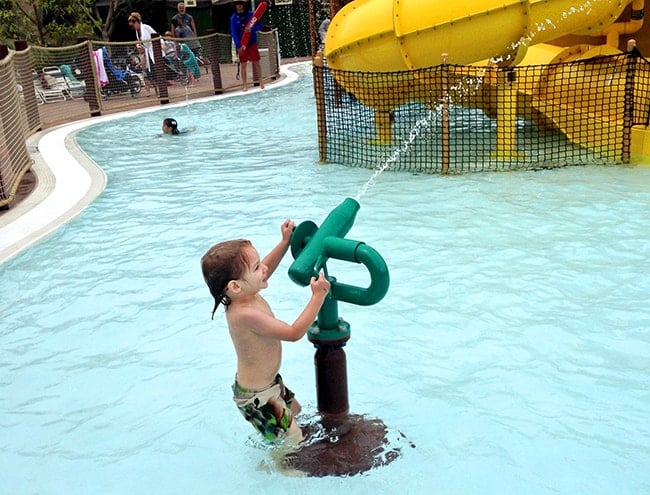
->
xmin=314 ymin=49 xmax=650 ymax=173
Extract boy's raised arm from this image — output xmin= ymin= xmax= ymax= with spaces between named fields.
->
xmin=235 ymin=273 xmax=330 ymax=342
xmin=262 ymin=219 xmax=294 ymax=278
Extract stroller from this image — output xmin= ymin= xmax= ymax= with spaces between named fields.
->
xmin=163 ymin=53 xmax=190 ymax=86
xmin=99 ymin=47 xmax=142 ymax=98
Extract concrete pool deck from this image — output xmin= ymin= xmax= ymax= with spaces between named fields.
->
xmin=0 ymin=63 xmax=303 ymax=264
xmin=0 ymin=122 xmax=109 ymax=264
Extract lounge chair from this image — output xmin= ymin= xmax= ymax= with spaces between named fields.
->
xmin=59 ymin=64 xmax=86 ymax=99
xmin=33 ymin=70 xmax=67 ymax=104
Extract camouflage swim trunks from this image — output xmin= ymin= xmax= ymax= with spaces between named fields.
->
xmin=232 ymin=374 xmax=296 ymax=441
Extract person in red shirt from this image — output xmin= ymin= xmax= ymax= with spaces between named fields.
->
xmin=230 ymin=1 xmax=265 ymax=91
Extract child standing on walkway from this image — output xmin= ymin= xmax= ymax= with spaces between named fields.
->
xmin=201 ymin=220 xmax=330 ymax=443
xmin=178 ymin=42 xmax=201 ymax=87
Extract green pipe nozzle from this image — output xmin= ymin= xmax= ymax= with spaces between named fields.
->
xmin=289 ymin=197 xmax=389 ymax=307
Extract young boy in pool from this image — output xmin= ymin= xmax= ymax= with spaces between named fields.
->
xmin=201 ymin=220 xmax=330 ymax=443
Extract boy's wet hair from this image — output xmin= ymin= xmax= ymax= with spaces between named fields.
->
xmin=163 ymin=118 xmax=179 ymax=135
xmin=201 ymin=239 xmax=252 ymax=319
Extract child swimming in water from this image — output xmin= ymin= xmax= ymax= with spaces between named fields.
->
xmin=161 ymin=118 xmax=195 ymax=136
xmin=162 ymin=118 xmax=180 ymax=135
xmin=201 ymin=220 xmax=330 ymax=444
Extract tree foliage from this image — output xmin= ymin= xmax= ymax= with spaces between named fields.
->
xmin=0 ymin=0 xmax=142 ymax=46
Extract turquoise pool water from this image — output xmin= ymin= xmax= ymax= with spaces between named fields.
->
xmin=1 ymin=64 xmax=649 ymax=493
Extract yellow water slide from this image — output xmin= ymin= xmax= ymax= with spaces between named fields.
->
xmin=325 ymin=0 xmax=637 ymax=72
xmin=323 ymin=0 xmax=650 ymax=158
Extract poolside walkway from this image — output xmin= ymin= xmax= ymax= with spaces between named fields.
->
xmin=0 ymin=60 xmax=307 ymax=263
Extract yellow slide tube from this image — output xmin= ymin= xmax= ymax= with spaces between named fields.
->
xmin=325 ymin=0 xmax=634 ymax=72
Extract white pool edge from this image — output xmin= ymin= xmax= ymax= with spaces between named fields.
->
xmin=0 ymin=64 xmax=303 ymax=265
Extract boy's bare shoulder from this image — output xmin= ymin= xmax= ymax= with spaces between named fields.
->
xmin=230 ymin=295 xmax=272 ymax=316
xmin=227 ymin=296 xmax=273 ymax=331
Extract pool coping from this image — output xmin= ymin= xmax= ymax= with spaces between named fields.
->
xmin=0 ymin=64 xmax=302 ymax=265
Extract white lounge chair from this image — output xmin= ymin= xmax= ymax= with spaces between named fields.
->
xmin=33 ymin=71 xmax=67 ymax=104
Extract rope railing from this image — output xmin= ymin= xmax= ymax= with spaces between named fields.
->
xmin=0 ymin=46 xmax=31 ymax=208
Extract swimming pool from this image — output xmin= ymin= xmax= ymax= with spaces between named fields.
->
xmin=1 ymin=63 xmax=649 ymax=494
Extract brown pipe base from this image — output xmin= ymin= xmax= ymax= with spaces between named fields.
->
xmin=283 ymin=414 xmax=403 ymax=477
